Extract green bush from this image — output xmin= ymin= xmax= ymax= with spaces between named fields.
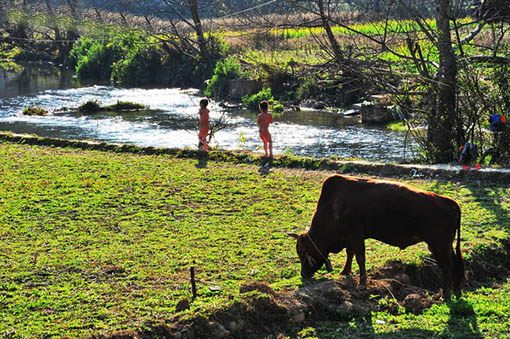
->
xmin=242 ymin=87 xmax=284 ymax=114
xmin=111 ymin=38 xmax=163 ymax=86
xmin=71 ymin=32 xmax=144 ymax=82
xmin=72 ymin=40 xmax=123 ymax=82
xmin=205 ymin=56 xmax=242 ymax=99
xmin=70 ymin=31 xmax=226 ymax=87
xmin=78 ymin=100 xmax=102 ymax=113
xmin=77 ymin=100 xmax=147 ymax=113
xmin=22 ymin=106 xmax=49 ymax=116
xmin=105 ymin=101 xmax=146 ymax=111
xmin=295 ymin=75 xmax=318 ymax=100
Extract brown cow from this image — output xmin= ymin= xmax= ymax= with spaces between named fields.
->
xmin=289 ymin=175 xmax=465 ymax=300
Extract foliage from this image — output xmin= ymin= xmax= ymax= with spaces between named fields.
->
xmin=295 ymin=75 xmax=319 ymax=101
xmin=0 ymin=43 xmax=22 ymax=69
xmin=105 ymin=101 xmax=146 ymax=111
xmin=77 ymin=100 xmax=102 ymax=113
xmin=386 ymin=121 xmax=408 ymax=132
xmin=21 ymin=106 xmax=49 ymax=116
xmin=111 ymin=40 xmax=163 ymax=86
xmin=78 ymin=100 xmax=147 ymax=113
xmin=71 ymin=36 xmax=126 ymax=82
xmin=69 ymin=30 xmax=225 ymax=87
xmin=0 ymin=142 xmax=509 ymax=337
xmin=242 ymin=87 xmax=284 ymax=114
xmin=204 ymin=56 xmax=242 ymax=99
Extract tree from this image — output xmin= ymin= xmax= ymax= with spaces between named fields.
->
xmin=429 ymin=0 xmax=458 ymax=162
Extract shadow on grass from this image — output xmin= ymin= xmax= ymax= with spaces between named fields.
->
xmin=258 ymin=158 xmax=272 ymax=176
xmin=307 ymin=302 xmax=481 ymax=338
xmin=290 ymin=275 xmax=482 ymax=338
xmin=195 ymin=151 xmax=209 ymax=168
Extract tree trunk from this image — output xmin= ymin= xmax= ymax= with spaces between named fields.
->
xmin=189 ymin=0 xmax=209 ymax=63
xmin=317 ymin=0 xmax=342 ymax=61
xmin=428 ymin=0 xmax=458 ymax=163
xmin=317 ymin=0 xmax=361 ymax=106
xmin=0 ymin=1 xmax=6 ymax=25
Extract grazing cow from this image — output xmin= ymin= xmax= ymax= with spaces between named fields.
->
xmin=288 ymin=175 xmax=465 ymax=300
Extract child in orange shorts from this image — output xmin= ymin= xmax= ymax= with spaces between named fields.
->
xmin=257 ymin=100 xmax=273 ymax=159
xmin=198 ymin=98 xmax=210 ymax=151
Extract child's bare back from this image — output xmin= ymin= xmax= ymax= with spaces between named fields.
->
xmin=257 ymin=101 xmax=273 ymax=158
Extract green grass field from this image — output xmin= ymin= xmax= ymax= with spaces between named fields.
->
xmin=1 ymin=142 xmax=510 ymax=337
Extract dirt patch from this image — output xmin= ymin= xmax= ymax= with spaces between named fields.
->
xmin=102 ymin=238 xmax=510 ymax=338
xmin=101 ymin=276 xmax=437 ymax=339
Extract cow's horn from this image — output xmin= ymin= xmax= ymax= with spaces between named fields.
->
xmin=287 ymin=232 xmax=299 ymax=239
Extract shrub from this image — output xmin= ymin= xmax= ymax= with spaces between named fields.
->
xmin=111 ymin=40 xmax=163 ymax=86
xmin=105 ymin=101 xmax=146 ymax=111
xmin=73 ymin=40 xmax=123 ymax=81
xmin=70 ymin=32 xmax=226 ymax=87
xmin=205 ymin=56 xmax=242 ymax=99
xmin=78 ymin=100 xmax=102 ymax=113
xmin=295 ymin=75 xmax=319 ymax=100
xmin=242 ymin=87 xmax=284 ymax=114
xmin=22 ymin=106 xmax=49 ymax=116
xmin=71 ymin=32 xmax=144 ymax=82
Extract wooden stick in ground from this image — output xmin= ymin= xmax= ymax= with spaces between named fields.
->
xmin=190 ymin=266 xmax=197 ymax=299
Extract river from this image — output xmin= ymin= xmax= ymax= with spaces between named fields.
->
xmin=0 ymin=64 xmax=417 ymax=162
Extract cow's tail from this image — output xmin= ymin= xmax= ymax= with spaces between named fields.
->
xmin=454 ymin=206 xmax=466 ymax=289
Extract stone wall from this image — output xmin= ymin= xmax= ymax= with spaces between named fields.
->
xmin=228 ymin=79 xmax=262 ymax=100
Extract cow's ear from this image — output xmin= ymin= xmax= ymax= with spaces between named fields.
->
xmin=287 ymin=232 xmax=300 ymax=239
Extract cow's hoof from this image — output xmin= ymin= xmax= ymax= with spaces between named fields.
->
xmin=358 ymin=280 xmax=368 ymax=289
xmin=340 ymin=270 xmax=351 ymax=276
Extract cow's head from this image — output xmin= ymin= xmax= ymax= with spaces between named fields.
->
xmin=288 ymin=232 xmax=333 ymax=279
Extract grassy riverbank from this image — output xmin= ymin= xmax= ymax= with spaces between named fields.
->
xmin=1 ymin=141 xmax=510 ymax=337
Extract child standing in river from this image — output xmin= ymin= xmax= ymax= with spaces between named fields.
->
xmin=198 ymin=98 xmax=210 ymax=151
xmin=257 ymin=100 xmax=273 ymax=159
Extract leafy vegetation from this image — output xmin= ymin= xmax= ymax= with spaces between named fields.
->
xmin=0 ymin=141 xmax=509 ymax=337
xmin=204 ymin=56 xmax=243 ymax=99
xmin=21 ymin=106 xmax=49 ymax=116
xmin=78 ymin=100 xmax=147 ymax=113
xmin=77 ymin=100 xmax=102 ymax=113
xmin=242 ymin=87 xmax=284 ymax=114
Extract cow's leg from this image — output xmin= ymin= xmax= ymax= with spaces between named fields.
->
xmin=354 ymin=242 xmax=367 ymax=286
xmin=450 ymin=247 xmax=462 ymax=298
xmin=340 ymin=247 xmax=354 ymax=275
xmin=431 ymin=245 xmax=453 ymax=301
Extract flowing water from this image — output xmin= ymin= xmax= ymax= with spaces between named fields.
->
xmin=0 ymin=64 xmax=417 ymax=162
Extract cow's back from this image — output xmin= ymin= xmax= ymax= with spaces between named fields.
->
xmin=319 ymin=175 xmax=460 ymax=248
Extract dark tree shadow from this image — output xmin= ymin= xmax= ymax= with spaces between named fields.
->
xmin=195 ymin=151 xmax=209 ymax=168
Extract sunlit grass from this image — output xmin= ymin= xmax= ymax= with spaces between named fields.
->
xmin=1 ymin=142 xmax=509 ymax=336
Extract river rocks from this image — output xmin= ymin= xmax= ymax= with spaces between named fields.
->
xmin=359 ymin=101 xmax=393 ymax=124
xmin=402 ymin=293 xmax=433 ymax=314
xmin=351 ymin=94 xmax=396 ymax=124
xmin=300 ymin=99 xmax=327 ymax=110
